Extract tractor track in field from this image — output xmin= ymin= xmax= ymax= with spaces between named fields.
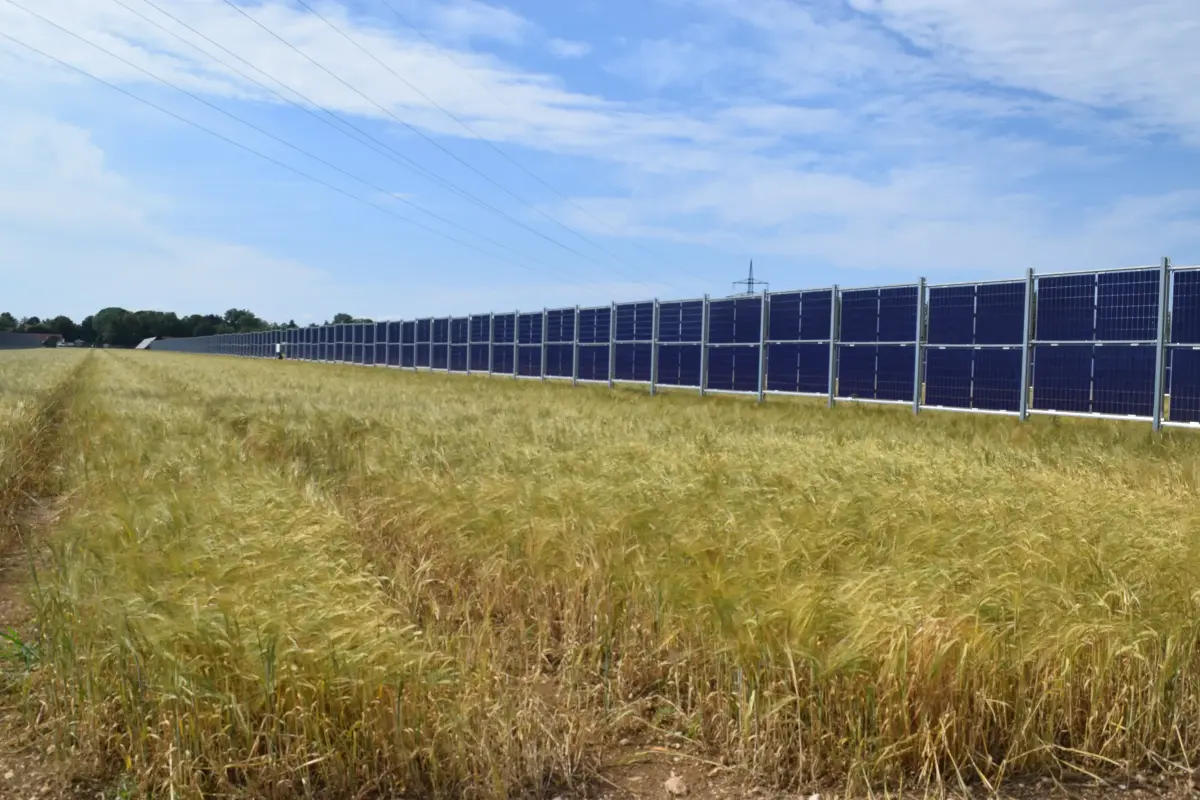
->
xmin=0 ymin=354 xmax=98 ymax=800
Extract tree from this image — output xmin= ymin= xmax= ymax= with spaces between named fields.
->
xmin=0 ymin=312 xmax=17 ymax=332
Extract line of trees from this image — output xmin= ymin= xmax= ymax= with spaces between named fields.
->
xmin=0 ymin=309 xmax=372 ymax=349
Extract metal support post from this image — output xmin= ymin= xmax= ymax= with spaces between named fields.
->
xmin=465 ymin=315 xmax=471 ymax=376
xmin=1018 ymin=268 xmax=1034 ymax=421
xmin=608 ymin=302 xmax=616 ymax=389
xmin=540 ymin=308 xmax=548 ymax=382
xmin=757 ymin=292 xmax=769 ymax=403
xmin=650 ymin=299 xmax=660 ymax=396
xmin=487 ymin=313 xmax=495 ymax=375
xmin=700 ymin=294 xmax=710 ymax=397
xmin=513 ymin=309 xmax=519 ymax=379
xmin=1153 ymin=257 xmax=1171 ymax=431
xmin=827 ymin=285 xmax=840 ymax=408
xmin=913 ymin=277 xmax=926 ymax=415
xmin=571 ymin=306 xmax=580 ymax=388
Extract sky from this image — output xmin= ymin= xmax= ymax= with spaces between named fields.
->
xmin=1 ymin=0 xmax=1198 ymax=325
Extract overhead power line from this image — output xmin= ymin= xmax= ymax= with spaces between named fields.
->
xmin=5 ymin=0 xmax=562 ymax=275
xmin=113 ymin=0 xmax=661 ymax=291
xmin=213 ymin=0 xmax=657 ymax=289
xmin=372 ymin=0 xmax=681 ymax=274
xmin=0 ymin=26 xmax=554 ymax=275
xmin=293 ymin=0 xmax=664 ymax=283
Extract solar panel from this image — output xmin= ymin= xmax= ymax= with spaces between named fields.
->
xmin=975 ymin=282 xmax=1026 ymax=345
xmin=876 ymin=344 xmax=915 ymax=401
xmin=1172 ymin=271 xmax=1200 ymax=344
xmin=836 ymin=345 xmax=875 ymax=398
xmin=577 ymin=345 xmax=609 ymax=381
xmin=1037 ymin=274 xmax=1095 ymax=341
xmin=923 ymin=348 xmax=973 ymax=408
xmin=658 ymin=300 xmax=703 ymax=343
xmin=545 ymin=344 xmax=573 ymax=377
xmin=1169 ymin=349 xmax=1200 ymax=422
xmin=927 ymin=286 xmax=974 ymax=346
xmin=839 ymin=290 xmax=878 ymax=343
xmin=1032 ymin=345 xmax=1092 ymax=412
xmin=614 ymin=343 xmax=653 ymax=382
xmin=707 ymin=346 xmax=759 ymax=392
xmin=615 ymin=302 xmax=654 ymax=341
xmin=1092 ymin=345 xmax=1155 ymax=416
xmin=878 ymin=286 xmax=918 ymax=342
xmin=972 ymin=349 xmax=1022 ymax=411
xmin=767 ymin=293 xmax=801 ymax=341
xmin=1096 ymin=270 xmax=1158 ymax=341
xmin=766 ymin=342 xmax=829 ymax=393
xmin=656 ymin=344 xmax=701 ymax=387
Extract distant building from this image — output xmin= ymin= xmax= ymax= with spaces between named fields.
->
xmin=0 ymin=332 xmax=63 ymax=349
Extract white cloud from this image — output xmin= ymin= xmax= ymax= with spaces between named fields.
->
xmin=545 ymin=37 xmax=591 ymax=59
xmin=0 ymin=111 xmax=350 ymax=321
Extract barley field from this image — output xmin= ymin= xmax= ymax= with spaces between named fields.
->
xmin=6 ymin=348 xmax=1200 ymax=798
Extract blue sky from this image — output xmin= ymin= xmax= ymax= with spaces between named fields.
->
xmin=1 ymin=0 xmax=1198 ymax=324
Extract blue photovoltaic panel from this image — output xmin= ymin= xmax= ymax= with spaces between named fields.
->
xmin=401 ymin=344 xmax=415 ymax=368
xmin=1095 ymin=270 xmax=1158 ymax=341
xmin=364 ymin=325 xmax=375 ymax=346
xmin=707 ymin=300 xmax=737 ymax=344
xmin=1032 ymin=345 xmax=1092 ymax=412
xmin=836 ymin=345 xmax=875 ymax=397
xmin=517 ymin=346 xmax=540 ymax=376
xmin=546 ymin=309 xmax=574 ymax=343
xmin=1169 ymin=349 xmax=1200 ymax=422
xmin=432 ymin=319 xmax=449 ymax=345
xmin=387 ymin=343 xmax=400 ymax=367
xmin=972 ymin=349 xmax=1022 ymax=411
xmin=658 ymin=301 xmax=704 ymax=343
xmin=1037 ymin=274 xmax=1095 ymax=341
xmin=975 ymin=282 xmax=1026 ymax=345
xmin=839 ymin=290 xmax=878 ymax=343
xmin=354 ymin=325 xmax=365 ymax=344
xmin=469 ymin=344 xmax=489 ymax=371
xmin=376 ymin=321 xmax=387 ymax=342
xmin=767 ymin=293 xmax=801 ymax=341
xmin=333 ymin=324 xmax=344 ymax=343
xmin=732 ymin=297 xmax=763 ymax=344
xmin=614 ymin=343 xmax=652 ymax=382
xmin=656 ymin=344 xmax=701 ymax=387
xmin=469 ymin=315 xmax=489 ymax=343
xmin=518 ymin=313 xmax=543 ymax=345
xmin=766 ymin=342 xmax=829 ymax=393
xmin=927 ymin=286 xmax=975 ymax=346
xmin=878 ymin=286 xmax=918 ymax=343
xmin=492 ymin=314 xmax=515 ymax=344
xmin=615 ymin=302 xmax=654 ymax=341
xmin=799 ymin=290 xmax=833 ymax=341
xmin=450 ymin=345 xmax=468 ymax=372
xmin=353 ymin=344 xmax=364 ymax=364
xmin=387 ymin=322 xmax=399 ymax=342
xmin=876 ymin=344 xmax=914 ymax=401
xmin=578 ymin=307 xmax=610 ymax=344
xmin=451 ymin=318 xmax=469 ymax=345
xmin=577 ymin=345 xmax=609 ymax=381
xmin=923 ymin=348 xmax=973 ymax=408
xmin=1092 ymin=345 xmax=1155 ymax=416
xmin=545 ymin=344 xmax=573 ymax=377
xmin=416 ymin=319 xmax=432 ymax=344
xmin=432 ymin=344 xmax=449 ymax=370
xmin=1171 ymin=271 xmax=1200 ymax=344
xmin=492 ymin=345 xmax=514 ymax=374
xmin=415 ymin=341 xmax=431 ymax=368
xmin=335 ymin=343 xmax=345 ymax=362
xmin=707 ymin=346 xmax=759 ymax=392
xmin=318 ymin=327 xmax=327 ymax=344
xmin=401 ymin=321 xmax=415 ymax=344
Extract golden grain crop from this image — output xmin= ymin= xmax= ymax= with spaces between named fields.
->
xmin=13 ymin=348 xmax=1200 ymax=797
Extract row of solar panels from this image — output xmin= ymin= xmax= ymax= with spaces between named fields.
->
xmin=149 ymin=266 xmax=1200 ymax=425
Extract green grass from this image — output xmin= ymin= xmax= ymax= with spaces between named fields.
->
xmin=13 ymin=348 xmax=1200 ymax=797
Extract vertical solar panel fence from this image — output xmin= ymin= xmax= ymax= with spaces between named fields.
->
xmin=517 ymin=312 xmax=544 ymax=377
xmin=385 ymin=322 xmax=400 ymax=366
xmin=413 ymin=319 xmax=431 ymax=369
xmin=431 ymin=318 xmax=450 ymax=371
xmin=611 ymin=301 xmax=654 ymax=385
xmin=835 ymin=285 xmax=919 ymax=404
xmin=765 ymin=289 xmax=833 ymax=397
xmin=922 ymin=280 xmax=1026 ymax=415
xmin=1029 ymin=266 xmax=1161 ymax=421
xmin=470 ymin=315 xmax=490 ymax=372
xmin=400 ymin=321 xmax=416 ymax=368
xmin=656 ymin=298 xmax=704 ymax=389
xmin=1166 ymin=265 xmax=1200 ymax=427
xmin=491 ymin=313 xmax=516 ymax=376
xmin=544 ymin=308 xmax=576 ymax=380
xmin=705 ymin=295 xmax=763 ymax=394
xmin=449 ymin=317 xmax=469 ymax=372
xmin=372 ymin=322 xmax=386 ymax=365
xmin=576 ymin=306 xmax=611 ymax=383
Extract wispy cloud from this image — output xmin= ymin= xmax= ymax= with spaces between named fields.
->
xmin=545 ymin=37 xmax=590 ymax=59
